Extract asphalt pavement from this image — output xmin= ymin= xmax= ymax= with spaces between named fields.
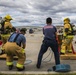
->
xmin=0 ymin=33 xmax=76 ymax=74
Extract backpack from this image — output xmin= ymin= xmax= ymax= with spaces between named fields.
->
xmin=69 ymin=23 xmax=75 ymax=35
xmin=0 ymin=19 xmax=5 ymax=34
xmin=0 ymin=20 xmax=12 ymax=34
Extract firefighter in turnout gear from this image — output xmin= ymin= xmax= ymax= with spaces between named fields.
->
xmin=3 ymin=28 xmax=26 ymax=71
xmin=60 ymin=18 xmax=74 ymax=54
xmin=0 ymin=14 xmax=13 ymax=55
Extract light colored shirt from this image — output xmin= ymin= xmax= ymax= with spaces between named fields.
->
xmin=8 ymin=33 xmax=26 ymax=46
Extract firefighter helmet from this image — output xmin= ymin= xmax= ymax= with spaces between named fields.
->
xmin=64 ymin=18 xmax=70 ymax=22
xmin=4 ymin=14 xmax=13 ymax=20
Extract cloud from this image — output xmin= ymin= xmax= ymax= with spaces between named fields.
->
xmin=0 ymin=0 xmax=76 ymax=26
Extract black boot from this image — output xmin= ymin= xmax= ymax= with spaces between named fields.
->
xmin=16 ymin=66 xmax=25 ymax=71
xmin=8 ymin=65 xmax=13 ymax=70
xmin=36 ymin=64 xmax=40 ymax=69
xmin=60 ymin=52 xmax=65 ymax=55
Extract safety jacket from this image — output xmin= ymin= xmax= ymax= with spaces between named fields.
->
xmin=63 ymin=23 xmax=74 ymax=39
xmin=4 ymin=21 xmax=12 ymax=29
xmin=0 ymin=21 xmax=12 ymax=34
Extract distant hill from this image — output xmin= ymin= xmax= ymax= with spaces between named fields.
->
xmin=15 ymin=26 xmax=43 ymax=29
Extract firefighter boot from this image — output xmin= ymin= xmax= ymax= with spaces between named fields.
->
xmin=8 ymin=65 xmax=13 ymax=70
xmin=68 ymin=50 xmax=72 ymax=53
xmin=16 ymin=66 xmax=25 ymax=71
xmin=60 ymin=46 xmax=66 ymax=55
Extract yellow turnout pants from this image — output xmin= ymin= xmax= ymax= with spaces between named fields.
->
xmin=61 ymin=36 xmax=73 ymax=54
xmin=3 ymin=42 xmax=26 ymax=69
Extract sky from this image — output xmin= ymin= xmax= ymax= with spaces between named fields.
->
xmin=0 ymin=0 xmax=76 ymax=27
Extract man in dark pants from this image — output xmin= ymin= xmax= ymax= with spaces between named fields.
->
xmin=36 ymin=17 xmax=60 ymax=68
